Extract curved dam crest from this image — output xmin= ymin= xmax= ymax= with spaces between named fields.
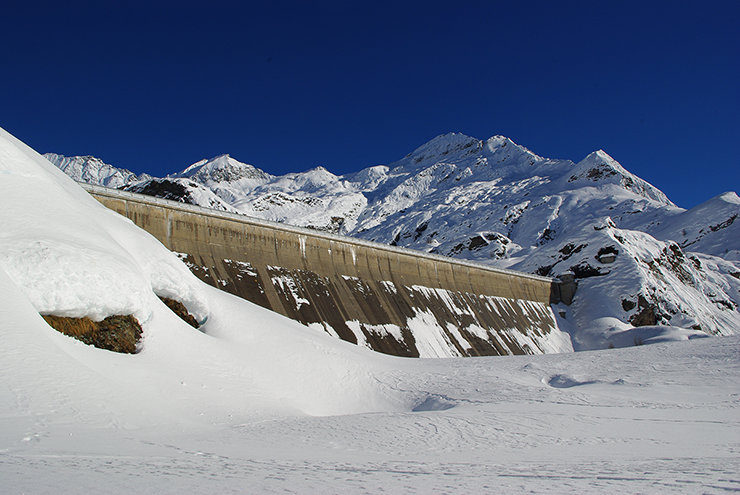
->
xmin=81 ymin=183 xmax=571 ymax=357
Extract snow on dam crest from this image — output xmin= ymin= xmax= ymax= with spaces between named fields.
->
xmin=82 ymin=183 xmax=572 ymax=357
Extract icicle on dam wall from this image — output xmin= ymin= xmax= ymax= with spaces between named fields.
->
xmin=82 ymin=184 xmax=563 ymax=358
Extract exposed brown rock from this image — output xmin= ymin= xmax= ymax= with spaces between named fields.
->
xmin=629 ymin=295 xmax=658 ymax=327
xmin=158 ymin=296 xmax=200 ymax=329
xmin=630 ymin=306 xmax=657 ymax=326
xmin=42 ymin=314 xmax=142 ymax=353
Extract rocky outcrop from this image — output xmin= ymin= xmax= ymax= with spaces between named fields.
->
xmin=42 ymin=314 xmax=142 ymax=353
xmin=159 ymin=296 xmax=200 ymax=329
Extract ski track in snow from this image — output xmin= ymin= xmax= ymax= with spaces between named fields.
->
xmin=3 ymin=456 xmax=738 ymax=494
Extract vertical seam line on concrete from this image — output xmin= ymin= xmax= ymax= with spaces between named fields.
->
xmin=507 ymin=274 xmax=516 ymax=302
xmin=166 ymin=207 xmax=171 ymax=249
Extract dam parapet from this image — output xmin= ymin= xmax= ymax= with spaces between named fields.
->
xmin=81 ymin=183 xmax=570 ymax=357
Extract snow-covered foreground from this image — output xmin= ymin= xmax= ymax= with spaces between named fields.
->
xmin=1 ymin=126 xmax=738 ymax=493
xmin=2 ymin=320 xmax=738 ymax=494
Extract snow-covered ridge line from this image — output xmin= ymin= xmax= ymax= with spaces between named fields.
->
xmin=79 ymin=182 xmax=553 ymax=283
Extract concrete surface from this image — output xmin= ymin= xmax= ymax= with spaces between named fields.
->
xmin=83 ymin=183 xmax=564 ymax=357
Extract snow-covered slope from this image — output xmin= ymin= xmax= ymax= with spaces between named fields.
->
xmin=3 ymin=126 xmax=739 ymax=493
xmin=3 ymin=128 xmax=405 ymax=418
xmin=648 ymin=191 xmax=740 ymax=259
xmin=125 ymin=177 xmax=240 ymax=212
xmin=51 ymin=133 xmax=740 ymax=347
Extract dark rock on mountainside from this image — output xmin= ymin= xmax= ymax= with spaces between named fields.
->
xmin=126 ymin=178 xmax=193 ymax=203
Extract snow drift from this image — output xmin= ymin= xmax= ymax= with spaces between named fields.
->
xmin=1 ymin=126 xmax=409 ymax=418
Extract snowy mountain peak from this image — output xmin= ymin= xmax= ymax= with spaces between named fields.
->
xmin=570 ymin=150 xmax=673 ymax=205
xmin=571 ymin=149 xmax=630 ymax=180
xmin=481 ymin=135 xmax=544 ymax=167
xmin=43 ymin=153 xmax=142 ymax=188
xmin=679 ymin=191 xmax=740 ymax=210
xmin=647 ymin=190 xmax=740 ymax=258
xmin=717 ymin=191 xmax=740 ymax=204
xmin=580 ymin=149 xmax=623 ymax=168
xmin=402 ymin=133 xmax=482 ymax=167
xmin=172 ymin=154 xmax=272 ymax=184
xmin=302 ymin=166 xmax=336 ymax=177
xmin=415 ymin=132 xmax=480 ymax=152
xmin=484 ymin=134 xmax=517 ymax=151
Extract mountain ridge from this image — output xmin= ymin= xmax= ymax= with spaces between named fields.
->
xmin=45 ymin=133 xmax=740 ymax=349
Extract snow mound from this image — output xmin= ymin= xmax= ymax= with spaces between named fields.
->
xmin=1 ymin=125 xmax=409 ymax=418
xmin=2 ymin=132 xmax=206 ymax=323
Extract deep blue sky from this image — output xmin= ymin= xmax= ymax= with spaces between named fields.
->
xmin=2 ymin=1 xmax=737 ymax=208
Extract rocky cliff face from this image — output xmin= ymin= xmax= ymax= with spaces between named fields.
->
xmin=50 ymin=133 xmax=740 ymax=349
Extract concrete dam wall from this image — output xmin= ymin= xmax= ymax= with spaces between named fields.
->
xmin=82 ymin=183 xmax=567 ymax=357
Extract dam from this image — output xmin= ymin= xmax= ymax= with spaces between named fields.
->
xmin=81 ymin=183 xmax=569 ymax=357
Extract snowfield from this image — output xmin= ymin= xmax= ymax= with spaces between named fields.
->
xmin=2 ymin=127 xmax=739 ymax=493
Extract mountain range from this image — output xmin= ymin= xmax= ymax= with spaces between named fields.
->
xmin=45 ymin=133 xmax=740 ymax=349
